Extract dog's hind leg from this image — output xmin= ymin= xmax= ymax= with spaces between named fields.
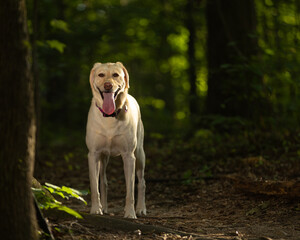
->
xmin=135 ymin=146 xmax=147 ymax=216
xmin=88 ymin=152 xmax=103 ymax=214
xmin=99 ymin=154 xmax=109 ymax=214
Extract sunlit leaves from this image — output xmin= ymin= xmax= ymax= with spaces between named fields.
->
xmin=167 ymin=27 xmax=189 ymax=53
xmin=44 ymin=183 xmax=87 ymax=205
xmin=32 ymin=183 xmax=88 ymax=219
xmin=140 ymin=97 xmax=165 ymax=110
xmin=46 ymin=40 xmax=66 ymax=53
xmin=50 ymin=19 xmax=70 ymax=33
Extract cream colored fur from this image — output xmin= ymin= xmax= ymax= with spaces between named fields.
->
xmin=86 ymin=62 xmax=146 ymax=219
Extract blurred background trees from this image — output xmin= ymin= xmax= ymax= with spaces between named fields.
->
xmin=25 ymin=0 xmax=300 ymax=146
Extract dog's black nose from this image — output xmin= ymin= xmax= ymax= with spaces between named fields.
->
xmin=104 ymin=82 xmax=112 ymax=91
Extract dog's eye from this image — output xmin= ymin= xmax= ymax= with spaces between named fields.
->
xmin=98 ymin=73 xmax=105 ymax=77
xmin=112 ymin=73 xmax=119 ymax=78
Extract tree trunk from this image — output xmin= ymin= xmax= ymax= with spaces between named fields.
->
xmin=205 ymin=0 xmax=265 ymax=119
xmin=31 ymin=0 xmax=41 ymax=167
xmin=0 ymin=0 xmax=38 ymax=239
xmin=186 ymin=0 xmax=198 ymax=118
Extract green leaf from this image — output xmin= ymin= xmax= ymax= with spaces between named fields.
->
xmin=45 ymin=182 xmax=60 ymax=190
xmin=43 ymin=186 xmax=54 ymax=193
xmin=55 ymin=191 xmax=68 ymax=199
xmin=46 ymin=40 xmax=66 ymax=53
xmin=31 ymin=187 xmax=44 ymax=194
xmin=61 ymin=186 xmax=87 ymax=205
xmin=33 ymin=183 xmax=86 ymax=218
xmin=50 ymin=19 xmax=70 ymax=32
xmin=56 ymin=205 xmax=83 ymax=219
xmin=265 ymin=48 xmax=274 ymax=56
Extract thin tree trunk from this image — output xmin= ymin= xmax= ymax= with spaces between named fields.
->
xmin=0 ymin=0 xmax=38 ymax=239
xmin=32 ymin=0 xmax=40 ymax=164
xmin=186 ymin=0 xmax=198 ymax=120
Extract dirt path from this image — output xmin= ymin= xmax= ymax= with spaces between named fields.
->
xmin=36 ymin=139 xmax=300 ymax=240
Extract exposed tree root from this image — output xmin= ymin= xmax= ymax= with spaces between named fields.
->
xmin=79 ymin=214 xmax=208 ymax=239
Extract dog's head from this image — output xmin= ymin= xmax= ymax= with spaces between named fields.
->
xmin=89 ymin=62 xmax=129 ymax=115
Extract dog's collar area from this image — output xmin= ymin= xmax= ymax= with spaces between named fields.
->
xmin=96 ymin=103 xmax=127 ymax=118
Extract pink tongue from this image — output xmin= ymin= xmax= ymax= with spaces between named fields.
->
xmin=102 ymin=92 xmax=116 ymax=115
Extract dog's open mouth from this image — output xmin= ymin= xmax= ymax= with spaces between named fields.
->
xmin=97 ymin=87 xmax=120 ymax=115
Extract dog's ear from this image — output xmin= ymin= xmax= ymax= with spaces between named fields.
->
xmin=116 ymin=62 xmax=130 ymax=89
xmin=89 ymin=62 xmax=101 ymax=93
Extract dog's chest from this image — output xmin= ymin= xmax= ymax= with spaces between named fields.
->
xmin=91 ymin=123 xmax=134 ymax=157
xmin=96 ymin=134 xmax=123 ymax=156
xmin=86 ymin=104 xmax=137 ymax=156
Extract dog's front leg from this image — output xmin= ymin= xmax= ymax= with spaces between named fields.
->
xmin=122 ymin=153 xmax=137 ymax=219
xmin=88 ymin=152 xmax=103 ymax=215
xmin=99 ymin=155 xmax=109 ymax=213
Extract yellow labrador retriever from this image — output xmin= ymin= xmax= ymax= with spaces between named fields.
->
xmin=86 ymin=62 xmax=146 ymax=219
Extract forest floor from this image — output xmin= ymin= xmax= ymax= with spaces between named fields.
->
xmin=35 ymin=131 xmax=300 ymax=240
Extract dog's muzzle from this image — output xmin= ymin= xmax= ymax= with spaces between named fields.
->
xmin=97 ymin=87 xmax=120 ymax=100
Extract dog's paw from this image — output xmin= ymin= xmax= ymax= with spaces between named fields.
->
xmin=124 ymin=207 xmax=137 ymax=219
xmin=136 ymin=200 xmax=147 ymax=216
xmin=90 ymin=207 xmax=103 ymax=215
xmin=136 ymin=207 xmax=147 ymax=216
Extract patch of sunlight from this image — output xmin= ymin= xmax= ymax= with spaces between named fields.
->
xmin=176 ymin=111 xmax=186 ymax=120
xmin=50 ymin=19 xmax=70 ymax=33
xmin=283 ymin=71 xmax=292 ymax=83
xmin=265 ymin=49 xmax=274 ymax=55
xmin=168 ymin=55 xmax=188 ymax=71
xmin=87 ymin=11 xmax=98 ymax=21
xmin=140 ymin=97 xmax=165 ymax=110
xmin=152 ymin=99 xmax=165 ymax=109
xmin=149 ymin=132 xmax=164 ymax=139
xmin=46 ymin=40 xmax=66 ymax=53
xmin=284 ymin=71 xmax=291 ymax=78
xmin=195 ymin=129 xmax=213 ymax=139
xmin=170 ymin=69 xmax=181 ymax=79
xmin=167 ymin=27 xmax=189 ymax=53
xmin=168 ymin=55 xmax=188 ymax=79
xmin=197 ymin=68 xmax=207 ymax=96
xmin=137 ymin=30 xmax=146 ymax=40
xmin=126 ymin=28 xmax=135 ymax=36
xmin=258 ymin=38 xmax=267 ymax=50
xmin=265 ymin=0 xmax=273 ymax=7
xmin=139 ymin=18 xmax=149 ymax=27
xmin=282 ymin=15 xmax=295 ymax=25
xmin=120 ymin=0 xmax=129 ymax=6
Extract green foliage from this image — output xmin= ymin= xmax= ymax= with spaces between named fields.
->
xmin=50 ymin=19 xmax=70 ymax=33
xmin=32 ymin=183 xmax=88 ymax=219
xmin=24 ymin=0 xmax=300 ymax=146
xmin=255 ymin=0 xmax=300 ymax=122
xmin=45 ymin=40 xmax=66 ymax=53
